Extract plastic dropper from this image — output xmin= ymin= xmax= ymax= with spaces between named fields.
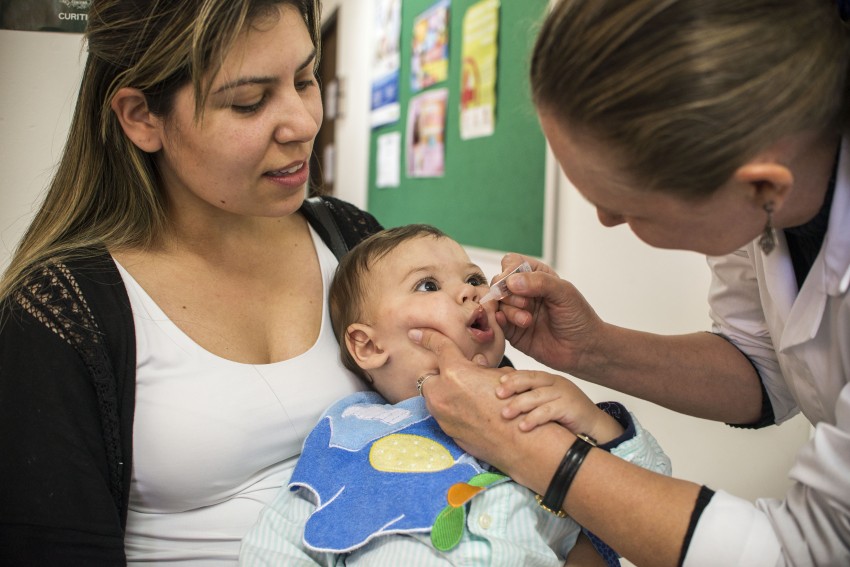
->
xmin=479 ymin=261 xmax=532 ymax=304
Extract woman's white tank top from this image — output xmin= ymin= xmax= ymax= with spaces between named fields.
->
xmin=115 ymin=226 xmax=365 ymax=565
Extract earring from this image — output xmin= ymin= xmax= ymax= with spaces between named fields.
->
xmin=758 ymin=202 xmax=776 ymax=255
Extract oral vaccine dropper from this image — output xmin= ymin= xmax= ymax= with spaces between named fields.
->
xmin=479 ymin=261 xmax=532 ymax=304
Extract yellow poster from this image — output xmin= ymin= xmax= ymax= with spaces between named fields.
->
xmin=459 ymin=0 xmax=499 ymax=140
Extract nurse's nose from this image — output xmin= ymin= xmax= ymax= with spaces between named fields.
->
xmin=597 ymin=207 xmax=626 ymax=227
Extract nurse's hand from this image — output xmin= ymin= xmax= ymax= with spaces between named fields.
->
xmin=494 ymin=253 xmax=606 ymax=376
xmin=408 ymin=327 xmax=530 ymax=471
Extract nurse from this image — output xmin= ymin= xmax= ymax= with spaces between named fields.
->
xmin=411 ymin=0 xmax=850 ymax=565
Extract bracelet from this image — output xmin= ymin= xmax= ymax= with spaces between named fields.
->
xmin=536 ymin=433 xmax=596 ymax=516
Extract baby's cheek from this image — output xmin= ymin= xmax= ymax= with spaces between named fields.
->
xmin=403 ymin=307 xmax=454 ymax=331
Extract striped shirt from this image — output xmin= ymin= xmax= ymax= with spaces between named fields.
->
xmin=239 ymin=410 xmax=669 ymax=566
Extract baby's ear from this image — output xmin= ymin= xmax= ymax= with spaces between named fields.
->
xmin=345 ymin=324 xmax=389 ymax=370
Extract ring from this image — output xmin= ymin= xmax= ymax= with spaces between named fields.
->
xmin=417 ymin=373 xmax=437 ymax=397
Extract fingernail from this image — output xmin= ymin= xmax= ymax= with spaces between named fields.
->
xmin=499 ymin=375 xmax=508 ymax=383
xmin=510 ymin=275 xmax=527 ymax=292
xmin=408 ymin=329 xmax=423 ymax=342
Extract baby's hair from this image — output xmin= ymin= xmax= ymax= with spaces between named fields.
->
xmin=329 ymin=224 xmax=447 ymax=380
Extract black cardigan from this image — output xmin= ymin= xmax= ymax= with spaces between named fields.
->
xmin=0 ymin=197 xmax=381 ymax=565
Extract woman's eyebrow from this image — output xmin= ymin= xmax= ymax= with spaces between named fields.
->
xmin=213 ymin=76 xmax=277 ymax=95
xmin=298 ymin=48 xmax=317 ymax=72
xmin=212 ymin=49 xmax=317 ymax=95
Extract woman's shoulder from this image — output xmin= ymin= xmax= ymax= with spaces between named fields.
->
xmin=307 ymin=195 xmax=384 ymax=248
xmin=18 ymin=247 xmax=122 ymax=300
xmin=321 ymin=195 xmax=382 ymax=228
xmin=4 ymin=248 xmax=131 ymax=341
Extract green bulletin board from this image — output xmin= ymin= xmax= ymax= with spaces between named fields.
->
xmin=367 ymin=0 xmax=549 ymax=256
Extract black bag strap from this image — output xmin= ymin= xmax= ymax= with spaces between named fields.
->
xmin=300 ymin=196 xmax=350 ymax=261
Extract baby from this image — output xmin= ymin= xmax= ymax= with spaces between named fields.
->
xmin=240 ymin=225 xmax=671 ymax=567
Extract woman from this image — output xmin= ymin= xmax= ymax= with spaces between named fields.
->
xmin=412 ymin=1 xmax=850 ymax=565
xmin=0 ymin=0 xmax=381 ymax=564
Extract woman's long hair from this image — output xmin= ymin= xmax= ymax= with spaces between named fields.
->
xmin=0 ymin=0 xmax=320 ymax=303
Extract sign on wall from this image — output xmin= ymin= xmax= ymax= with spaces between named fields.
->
xmin=371 ymin=0 xmax=402 ymax=128
xmin=1 ymin=0 xmax=91 ymax=33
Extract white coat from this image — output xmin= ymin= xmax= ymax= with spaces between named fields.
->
xmin=684 ymin=139 xmax=850 ymax=566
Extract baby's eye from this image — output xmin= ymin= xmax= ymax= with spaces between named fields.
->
xmin=414 ymin=278 xmax=440 ymax=292
xmin=467 ymin=274 xmax=488 ymax=286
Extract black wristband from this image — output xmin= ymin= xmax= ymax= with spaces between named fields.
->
xmin=537 ymin=434 xmax=595 ymax=516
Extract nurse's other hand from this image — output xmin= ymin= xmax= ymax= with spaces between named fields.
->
xmin=409 ymin=327 xmax=523 ymax=468
xmin=494 ymin=253 xmax=605 ymax=375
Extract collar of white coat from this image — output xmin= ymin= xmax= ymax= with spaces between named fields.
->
xmin=823 ymin=136 xmax=850 ymax=295
xmin=768 ymin=136 xmax=850 ymax=351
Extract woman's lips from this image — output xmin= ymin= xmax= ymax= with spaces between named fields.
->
xmin=263 ymin=161 xmax=309 ymax=188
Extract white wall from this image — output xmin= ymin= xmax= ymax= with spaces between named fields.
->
xmin=0 ymin=29 xmax=85 ymax=270
xmin=1 ymin=0 xmax=810 ymax=526
xmin=321 ymin=0 xmax=373 ymax=210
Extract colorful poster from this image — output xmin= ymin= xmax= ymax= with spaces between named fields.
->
xmin=407 ymin=88 xmax=448 ymax=178
xmin=371 ymin=0 xmax=402 ymax=128
xmin=1 ymin=0 xmax=91 ymax=33
xmin=460 ymin=0 xmax=499 ymax=139
xmin=411 ymin=0 xmax=450 ymax=93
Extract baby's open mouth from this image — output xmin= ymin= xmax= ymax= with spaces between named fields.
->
xmin=469 ymin=308 xmax=490 ymax=332
xmin=467 ymin=307 xmax=494 ymax=343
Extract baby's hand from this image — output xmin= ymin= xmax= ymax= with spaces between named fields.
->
xmin=496 ymin=371 xmax=623 ymax=444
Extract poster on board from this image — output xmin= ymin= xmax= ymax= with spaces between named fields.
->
xmin=407 ymin=88 xmax=448 ymax=178
xmin=1 ymin=0 xmax=91 ymax=33
xmin=459 ymin=0 xmax=499 ymax=140
xmin=410 ymin=0 xmax=450 ymax=93
xmin=370 ymin=0 xmax=402 ymax=128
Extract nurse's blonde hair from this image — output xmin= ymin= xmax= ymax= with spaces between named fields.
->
xmin=531 ymin=0 xmax=850 ymax=198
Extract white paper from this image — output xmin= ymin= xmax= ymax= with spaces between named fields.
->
xmin=376 ymin=131 xmax=401 ymax=188
xmin=323 ymin=144 xmax=335 ymax=184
